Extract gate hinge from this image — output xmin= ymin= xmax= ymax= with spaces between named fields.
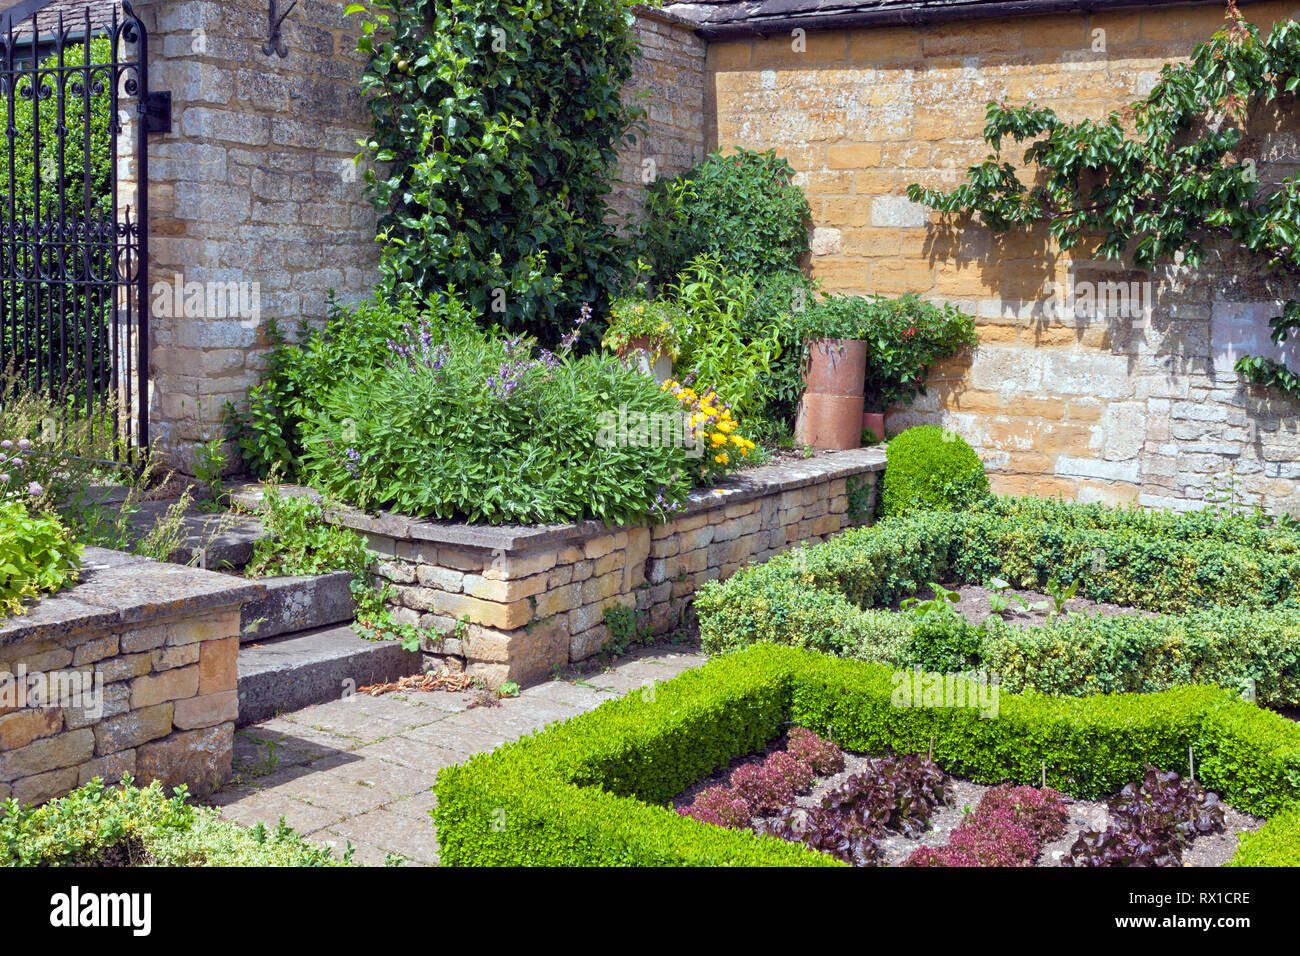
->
xmin=141 ymin=91 xmax=172 ymax=134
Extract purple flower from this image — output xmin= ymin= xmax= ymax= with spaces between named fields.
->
xmin=27 ymin=482 xmax=42 ymax=496
xmin=344 ymin=447 xmax=362 ymax=477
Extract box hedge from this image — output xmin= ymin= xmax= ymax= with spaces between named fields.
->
xmin=431 ymin=644 xmax=1300 ymax=866
xmin=695 ymin=505 xmax=1300 ymax=705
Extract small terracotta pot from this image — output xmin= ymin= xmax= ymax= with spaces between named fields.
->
xmin=862 ymin=411 xmax=886 ymax=442
xmin=620 ymin=335 xmax=657 ymax=356
xmin=795 ymin=338 xmax=867 ymax=450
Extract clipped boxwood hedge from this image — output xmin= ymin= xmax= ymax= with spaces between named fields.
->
xmin=1229 ymin=804 xmax=1300 ymax=866
xmin=695 ymin=505 xmax=1300 ymax=705
xmin=431 ymin=644 xmax=1300 ymax=866
xmin=877 ymin=426 xmax=990 ymax=519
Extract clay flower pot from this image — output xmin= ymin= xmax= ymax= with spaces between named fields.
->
xmin=795 ymin=338 xmax=867 ymax=450
xmin=862 ymin=411 xmax=886 ymax=443
xmin=618 ymin=336 xmax=674 ymax=384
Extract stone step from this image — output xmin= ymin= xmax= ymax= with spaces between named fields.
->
xmin=238 ymin=570 xmax=356 ymax=643
xmin=236 ymin=624 xmax=421 ymax=727
xmin=125 ymin=500 xmax=268 ymax=570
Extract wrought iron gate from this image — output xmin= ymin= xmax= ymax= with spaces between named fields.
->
xmin=0 ymin=0 xmax=159 ymax=454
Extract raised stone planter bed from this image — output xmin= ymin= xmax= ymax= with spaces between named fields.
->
xmin=306 ymin=448 xmax=885 ymax=687
xmin=0 ymin=548 xmax=262 ymax=806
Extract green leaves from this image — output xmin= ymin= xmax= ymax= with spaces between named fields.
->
xmin=0 ymin=499 xmax=81 ymax=617
xmin=354 ymin=0 xmax=640 ymax=343
xmin=636 ymin=148 xmax=811 ymax=285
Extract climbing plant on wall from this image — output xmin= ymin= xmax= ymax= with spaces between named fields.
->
xmin=345 ymin=0 xmax=641 ymax=346
xmin=906 ymin=3 xmax=1300 ymax=400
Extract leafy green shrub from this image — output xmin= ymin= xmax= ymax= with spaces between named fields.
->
xmin=347 ymin=0 xmax=639 ymax=342
xmin=0 ymin=500 xmax=81 ymax=616
xmin=986 ymin=494 xmax=1300 ymax=554
xmin=244 ymin=484 xmax=369 ymax=579
xmin=982 ymin=608 xmax=1300 ymax=704
xmin=746 ymin=270 xmax=822 ymax=426
xmin=637 ymin=148 xmax=810 ymax=284
xmin=300 ymin=323 xmax=691 ymax=524
xmin=909 ymin=613 xmax=985 ymax=673
xmin=669 ymin=257 xmax=783 ymax=417
xmin=878 ymin=426 xmax=990 ymax=518
xmin=0 ymin=776 xmax=345 ymax=867
xmin=432 ymin=644 xmax=1300 ymax=865
xmin=229 ymin=291 xmax=473 ymax=478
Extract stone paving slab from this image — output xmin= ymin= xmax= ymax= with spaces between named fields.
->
xmin=207 ymin=645 xmax=707 ymax=865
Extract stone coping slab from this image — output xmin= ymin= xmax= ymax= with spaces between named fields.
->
xmin=228 ymin=447 xmax=885 ymax=554
xmin=0 ymin=547 xmax=265 ymax=648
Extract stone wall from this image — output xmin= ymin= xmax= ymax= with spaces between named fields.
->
xmin=132 ymin=0 xmax=380 ymax=469
xmin=706 ymin=1 xmax=1300 ymax=513
xmin=324 ymin=448 xmax=884 ymax=687
xmin=0 ymin=549 xmax=257 ymax=805
xmin=608 ymin=7 xmax=709 ymax=227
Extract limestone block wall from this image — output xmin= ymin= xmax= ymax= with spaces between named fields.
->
xmin=706 ymin=1 xmax=1300 ymax=513
xmin=131 ymin=0 xmax=380 ymax=468
xmin=0 ymin=549 xmax=257 ymax=805
xmin=326 ymin=449 xmax=884 ymax=687
xmin=609 ymin=7 xmax=709 ymax=226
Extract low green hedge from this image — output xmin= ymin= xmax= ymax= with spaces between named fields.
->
xmin=986 ymin=495 xmax=1300 ymax=555
xmin=432 ymin=644 xmax=1300 ymax=865
xmin=1228 ymin=804 xmax=1300 ymax=866
xmin=695 ymin=505 xmax=1300 ymax=704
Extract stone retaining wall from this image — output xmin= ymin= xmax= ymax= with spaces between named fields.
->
xmin=0 ymin=549 xmax=260 ymax=806
xmin=324 ymin=449 xmax=884 ymax=687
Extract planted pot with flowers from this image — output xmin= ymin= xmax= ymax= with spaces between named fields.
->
xmin=790 ymin=294 xmax=977 ymax=448
xmin=602 ymin=298 xmax=683 ymax=383
xmin=858 ymin=294 xmax=979 ymax=429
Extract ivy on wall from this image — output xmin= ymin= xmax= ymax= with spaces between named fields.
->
xmin=346 ymin=0 xmax=642 ymax=345
xmin=907 ymin=3 xmax=1300 ymax=400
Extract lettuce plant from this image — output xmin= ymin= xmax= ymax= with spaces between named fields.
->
xmin=905 ymin=783 xmax=1067 ymax=867
xmin=787 ymin=728 xmax=845 ymax=775
xmin=676 ymin=786 xmax=752 ymax=830
xmin=1065 ymin=766 xmax=1225 ymax=867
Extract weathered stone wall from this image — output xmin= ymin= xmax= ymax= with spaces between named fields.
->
xmin=331 ymin=449 xmax=883 ymax=687
xmin=707 ymin=1 xmax=1300 ymax=512
xmin=609 ymin=7 xmax=709 ymax=227
xmin=0 ymin=549 xmax=253 ymax=805
xmin=132 ymin=0 xmax=379 ymax=469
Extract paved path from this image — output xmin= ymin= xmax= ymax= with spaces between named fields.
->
xmin=206 ymin=645 xmax=707 ymax=865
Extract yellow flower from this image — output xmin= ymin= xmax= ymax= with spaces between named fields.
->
xmin=714 ymin=453 xmax=729 ymax=464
